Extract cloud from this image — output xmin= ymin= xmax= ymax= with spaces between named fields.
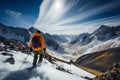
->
xmin=56 ymin=0 xmax=120 ymax=26
xmin=35 ymin=15 xmax=120 ymax=35
xmin=4 ymin=10 xmax=31 ymax=27
xmin=34 ymin=0 xmax=120 ymax=34
xmin=5 ymin=10 xmax=22 ymax=18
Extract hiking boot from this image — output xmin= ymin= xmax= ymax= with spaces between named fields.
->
xmin=32 ymin=62 xmax=37 ymax=67
xmin=33 ymin=64 xmax=36 ymax=67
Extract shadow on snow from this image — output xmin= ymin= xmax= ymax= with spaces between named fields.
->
xmin=3 ymin=68 xmax=51 ymax=80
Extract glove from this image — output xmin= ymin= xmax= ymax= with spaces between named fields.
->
xmin=30 ymin=48 xmax=33 ymax=52
xmin=43 ymin=48 xmax=46 ymax=52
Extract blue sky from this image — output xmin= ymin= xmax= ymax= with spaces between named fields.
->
xmin=0 ymin=0 xmax=120 ymax=34
xmin=0 ymin=0 xmax=42 ymax=28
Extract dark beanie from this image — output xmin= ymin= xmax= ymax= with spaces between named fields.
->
xmin=36 ymin=30 xmax=41 ymax=33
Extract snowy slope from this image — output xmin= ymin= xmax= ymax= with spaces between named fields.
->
xmin=64 ymin=25 xmax=120 ymax=59
xmin=75 ymin=37 xmax=120 ymax=56
xmin=84 ymin=37 xmax=120 ymax=53
xmin=0 ymin=50 xmax=95 ymax=80
xmin=67 ymin=37 xmax=120 ymax=60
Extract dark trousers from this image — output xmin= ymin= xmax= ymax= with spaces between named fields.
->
xmin=33 ymin=50 xmax=44 ymax=67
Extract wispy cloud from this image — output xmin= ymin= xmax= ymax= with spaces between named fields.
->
xmin=5 ymin=10 xmax=22 ymax=18
xmin=46 ymin=15 xmax=120 ymax=34
xmin=5 ymin=10 xmax=31 ymax=27
xmin=55 ymin=0 xmax=120 ymax=26
xmin=34 ymin=0 xmax=120 ymax=34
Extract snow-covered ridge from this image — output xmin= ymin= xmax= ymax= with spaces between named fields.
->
xmin=70 ymin=25 xmax=120 ymax=46
xmin=91 ymin=25 xmax=120 ymax=41
xmin=0 ymin=23 xmax=30 ymax=42
xmin=66 ymin=25 xmax=120 ymax=57
xmin=0 ymin=23 xmax=67 ymax=54
xmin=88 ymin=37 xmax=120 ymax=53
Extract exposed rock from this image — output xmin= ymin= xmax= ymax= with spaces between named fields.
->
xmin=4 ymin=56 xmax=15 ymax=64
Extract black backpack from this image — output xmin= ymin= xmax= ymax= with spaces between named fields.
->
xmin=32 ymin=36 xmax=41 ymax=48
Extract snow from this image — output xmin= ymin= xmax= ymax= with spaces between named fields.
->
xmin=55 ymin=62 xmax=95 ymax=78
xmin=84 ymin=37 xmax=120 ymax=53
xmin=0 ymin=42 xmax=5 ymax=47
xmin=66 ymin=36 xmax=120 ymax=60
xmin=0 ymin=50 xmax=95 ymax=80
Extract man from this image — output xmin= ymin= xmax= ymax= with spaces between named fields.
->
xmin=29 ymin=30 xmax=46 ymax=67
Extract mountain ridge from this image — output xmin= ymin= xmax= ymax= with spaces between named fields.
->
xmin=0 ymin=23 xmax=67 ymax=54
xmin=70 ymin=25 xmax=120 ymax=45
xmin=68 ymin=25 xmax=120 ymax=57
xmin=75 ymin=47 xmax=120 ymax=75
xmin=0 ymin=23 xmax=30 ymax=42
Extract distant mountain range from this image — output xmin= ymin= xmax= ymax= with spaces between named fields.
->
xmin=70 ymin=25 xmax=120 ymax=45
xmin=0 ymin=23 xmax=69 ymax=54
xmin=0 ymin=23 xmax=30 ymax=42
xmin=68 ymin=25 xmax=120 ymax=56
xmin=0 ymin=22 xmax=120 ymax=55
xmin=91 ymin=25 xmax=120 ymax=40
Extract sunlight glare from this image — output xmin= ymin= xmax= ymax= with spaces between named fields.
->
xmin=54 ymin=0 xmax=62 ymax=10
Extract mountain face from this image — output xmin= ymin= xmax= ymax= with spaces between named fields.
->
xmin=70 ymin=33 xmax=91 ymax=46
xmin=91 ymin=25 xmax=120 ymax=41
xmin=69 ymin=25 xmax=120 ymax=55
xmin=52 ymin=35 xmax=68 ymax=43
xmin=28 ymin=27 xmax=38 ymax=33
xmin=75 ymin=47 xmax=120 ymax=75
xmin=0 ymin=23 xmax=30 ymax=42
xmin=70 ymin=25 xmax=120 ymax=45
xmin=44 ymin=33 xmax=67 ymax=54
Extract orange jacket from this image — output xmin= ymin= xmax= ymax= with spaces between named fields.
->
xmin=30 ymin=32 xmax=46 ymax=51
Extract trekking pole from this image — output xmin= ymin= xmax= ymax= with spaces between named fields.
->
xmin=42 ymin=50 xmax=46 ymax=65
xmin=19 ymin=51 xmax=31 ymax=69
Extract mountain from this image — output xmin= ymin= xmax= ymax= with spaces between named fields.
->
xmin=68 ymin=25 xmax=120 ymax=56
xmin=44 ymin=33 xmax=67 ymax=54
xmin=75 ymin=47 xmax=120 ymax=76
xmin=28 ymin=27 xmax=38 ymax=33
xmin=1 ymin=22 xmax=120 ymax=58
xmin=0 ymin=23 xmax=30 ymax=42
xmin=70 ymin=33 xmax=91 ymax=46
xmin=91 ymin=25 xmax=120 ymax=41
xmin=0 ymin=23 xmax=67 ymax=54
xmin=70 ymin=25 xmax=120 ymax=45
xmin=52 ymin=35 xmax=68 ymax=43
